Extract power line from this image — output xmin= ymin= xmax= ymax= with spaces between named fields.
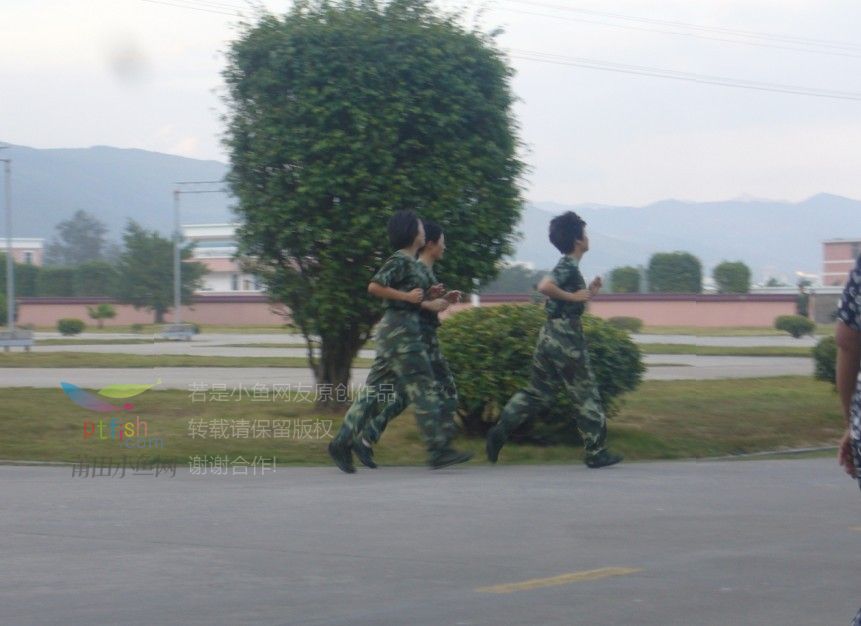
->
xmin=509 ymin=48 xmax=861 ymax=101
xmin=132 ymin=0 xmax=859 ymax=102
xmin=137 ymin=0 xmax=241 ymax=17
xmin=500 ymin=0 xmax=861 ymax=53
xmin=490 ymin=2 xmax=861 ymax=60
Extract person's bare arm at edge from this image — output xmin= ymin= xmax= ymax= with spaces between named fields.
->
xmin=837 ymin=320 xmax=861 ymax=477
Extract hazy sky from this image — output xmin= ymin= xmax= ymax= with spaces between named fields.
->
xmin=3 ymin=0 xmax=860 ymax=206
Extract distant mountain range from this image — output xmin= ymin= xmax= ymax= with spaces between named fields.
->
xmin=3 ymin=142 xmax=856 ymax=282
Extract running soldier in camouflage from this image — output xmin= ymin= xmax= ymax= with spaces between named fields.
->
xmin=358 ymin=222 xmax=460 ymax=452
xmin=486 ymin=211 xmax=622 ymax=469
xmin=328 ymin=211 xmax=471 ymax=473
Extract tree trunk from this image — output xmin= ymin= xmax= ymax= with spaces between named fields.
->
xmin=154 ymin=308 xmax=165 ymax=324
xmin=313 ymin=328 xmax=366 ymax=411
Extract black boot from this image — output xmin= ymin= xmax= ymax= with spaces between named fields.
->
xmin=328 ymin=440 xmax=356 ymax=474
xmin=429 ymin=448 xmax=473 ymax=469
xmin=486 ymin=425 xmax=506 ymax=464
xmin=353 ymin=438 xmax=377 ymax=469
xmin=584 ymin=449 xmax=623 ymax=469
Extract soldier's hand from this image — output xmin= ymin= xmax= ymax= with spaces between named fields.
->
xmin=404 ymin=288 xmax=424 ymax=304
xmin=444 ymin=290 xmax=463 ymax=303
xmin=425 ymin=298 xmax=449 ymax=313
xmin=571 ymin=289 xmax=591 ymax=302
xmin=838 ymin=430 xmax=857 ymax=478
xmin=589 ymin=277 xmax=603 ymax=294
xmin=428 ymin=283 xmax=446 ymax=299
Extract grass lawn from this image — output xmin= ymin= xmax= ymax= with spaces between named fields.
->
xmin=0 ymin=376 xmax=842 ymax=466
xmin=0 ymin=353 xmax=374 ymax=368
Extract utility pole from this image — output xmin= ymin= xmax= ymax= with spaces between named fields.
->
xmin=1 ymin=153 xmax=12 ymax=333
xmin=0 ymin=146 xmax=33 ymax=351
xmin=165 ymin=182 xmax=226 ymax=340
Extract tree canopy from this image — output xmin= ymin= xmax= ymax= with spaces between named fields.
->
xmin=647 ymin=252 xmax=702 ymax=293
xmin=223 ymin=0 xmax=525 ymax=395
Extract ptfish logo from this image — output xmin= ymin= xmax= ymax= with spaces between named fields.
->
xmin=60 ymin=380 xmax=160 ymax=412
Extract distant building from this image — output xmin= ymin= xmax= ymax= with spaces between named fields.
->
xmin=2 ymin=238 xmax=44 ymax=266
xmin=823 ymin=238 xmax=861 ymax=287
xmin=182 ymin=223 xmax=263 ymax=294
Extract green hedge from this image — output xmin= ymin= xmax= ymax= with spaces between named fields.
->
xmin=813 ymin=335 xmax=836 ymax=385
xmin=774 ymin=314 xmax=815 ymax=338
xmin=438 ymin=304 xmax=644 ymax=438
xmin=57 ymin=318 xmax=85 ymax=336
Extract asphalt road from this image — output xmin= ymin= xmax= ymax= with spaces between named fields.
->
xmin=1 ymin=458 xmax=858 ymax=625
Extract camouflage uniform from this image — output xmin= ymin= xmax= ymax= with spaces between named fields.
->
xmin=360 ymin=261 xmax=459 ymax=445
xmin=494 ymin=255 xmax=607 ymax=458
xmin=331 ymin=251 xmax=453 ymax=456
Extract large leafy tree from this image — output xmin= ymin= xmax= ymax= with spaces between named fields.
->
xmin=712 ymin=260 xmax=751 ymax=294
xmin=44 ymin=210 xmax=110 ymax=266
xmin=223 ymin=0 xmax=524 ymax=398
xmin=115 ymin=221 xmax=205 ymax=323
xmin=647 ymin=252 xmax=702 ymax=293
xmin=609 ymin=266 xmax=640 ymax=293
xmin=482 ymin=264 xmax=545 ymax=294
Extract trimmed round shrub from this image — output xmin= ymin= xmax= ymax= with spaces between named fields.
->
xmin=57 ymin=318 xmax=85 ymax=336
xmin=606 ymin=316 xmax=643 ymax=333
xmin=774 ymin=314 xmax=815 ymax=338
xmin=813 ymin=335 xmax=837 ymax=385
xmin=438 ymin=304 xmax=644 ymax=437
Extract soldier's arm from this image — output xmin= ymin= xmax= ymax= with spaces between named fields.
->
xmin=836 ymin=320 xmax=860 ymax=477
xmin=368 ymin=282 xmax=423 ymax=304
xmin=537 ymin=276 xmax=591 ymax=302
xmin=836 ymin=321 xmax=861 ymax=426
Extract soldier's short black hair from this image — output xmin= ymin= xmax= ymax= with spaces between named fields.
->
xmin=422 ymin=220 xmax=443 ymax=246
xmin=388 ymin=210 xmax=421 ymax=249
xmin=549 ymin=211 xmax=586 ymax=254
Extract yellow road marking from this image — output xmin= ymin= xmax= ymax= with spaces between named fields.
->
xmin=475 ymin=567 xmax=641 ymax=594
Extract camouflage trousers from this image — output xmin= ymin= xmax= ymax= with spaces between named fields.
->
xmin=495 ymin=319 xmax=607 ymax=455
xmin=361 ymin=331 xmax=458 ymax=445
xmin=332 ymin=345 xmax=454 ymax=454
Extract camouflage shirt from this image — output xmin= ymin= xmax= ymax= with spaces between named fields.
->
xmin=416 ymin=261 xmax=442 ymax=330
xmin=371 ymin=251 xmax=423 ymax=313
xmin=544 ymin=255 xmax=586 ymax=320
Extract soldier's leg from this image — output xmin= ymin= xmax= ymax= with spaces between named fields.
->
xmin=391 ymin=349 xmax=470 ymax=466
xmin=428 ymin=334 xmax=459 ymax=438
xmin=487 ymin=341 xmax=556 ymax=462
xmin=331 ymin=353 xmax=392 ymax=448
xmin=360 ymin=338 xmax=456 ymax=446
xmin=362 ymin=391 xmax=408 ymax=445
xmin=559 ymin=348 xmax=607 ymax=455
xmin=558 ymin=347 xmax=620 ymax=467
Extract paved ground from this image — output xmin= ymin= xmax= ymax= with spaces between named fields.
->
xmin=0 ymin=331 xmax=815 ymax=388
xmin=21 ymin=331 xmax=822 ymax=359
xmin=0 ymin=353 xmax=814 ymax=389
xmin=631 ymin=334 xmax=821 ymax=348
xmin=1 ymin=458 xmax=858 ymax=625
